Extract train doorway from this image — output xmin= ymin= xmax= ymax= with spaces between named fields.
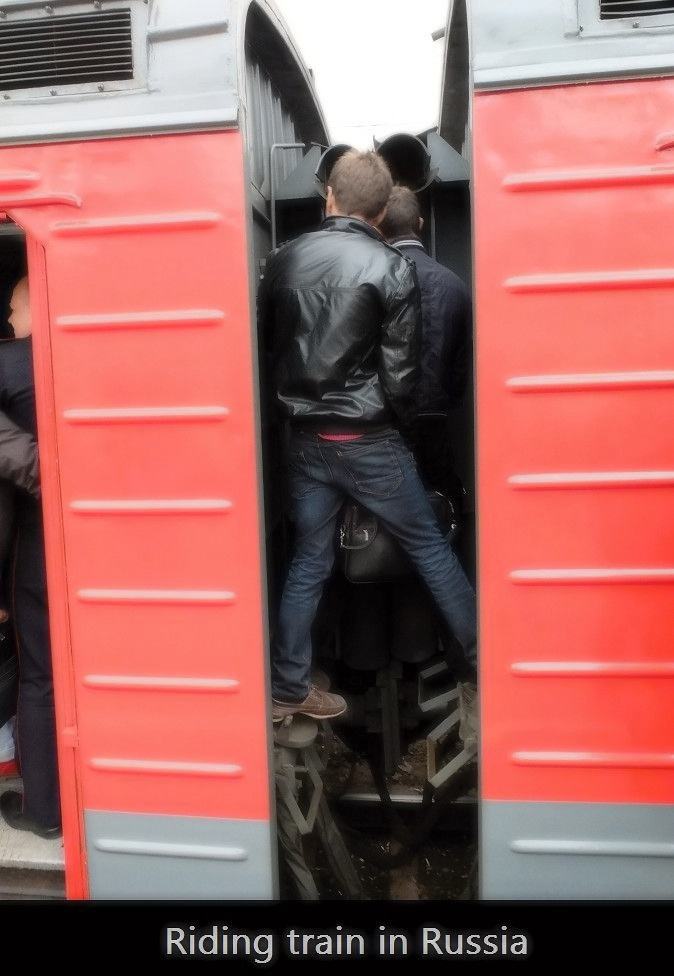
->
xmin=0 ymin=0 xmax=481 ymax=902
xmin=255 ymin=130 xmax=479 ymax=899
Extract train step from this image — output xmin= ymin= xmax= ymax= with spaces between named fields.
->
xmin=0 ymin=778 xmax=65 ymax=899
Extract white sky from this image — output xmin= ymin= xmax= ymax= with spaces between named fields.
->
xmin=274 ymin=0 xmax=450 ymax=148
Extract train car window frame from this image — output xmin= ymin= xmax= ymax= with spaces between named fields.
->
xmin=577 ymin=0 xmax=674 ymax=35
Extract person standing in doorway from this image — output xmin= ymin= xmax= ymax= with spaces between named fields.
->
xmin=381 ymin=185 xmax=472 ymax=495
xmin=0 ymin=408 xmax=40 ymax=778
xmin=0 ymin=276 xmax=61 ymax=838
xmin=259 ymin=151 xmax=478 ymax=736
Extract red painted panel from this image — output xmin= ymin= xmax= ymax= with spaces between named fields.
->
xmin=474 ymin=79 xmax=674 ymax=805
xmin=1 ymin=132 xmax=271 ymax=893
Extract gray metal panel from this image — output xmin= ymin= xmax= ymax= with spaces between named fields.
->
xmin=482 ymin=800 xmax=674 ymax=899
xmin=428 ymin=131 xmax=470 ymax=183
xmin=273 ymin=145 xmax=324 ymax=201
xmin=86 ymin=810 xmax=275 ymax=899
xmin=245 ymin=46 xmax=304 ymax=199
xmin=439 ymin=1 xmax=470 ymax=154
xmin=470 ymin=0 xmax=674 ymax=90
xmin=0 ymin=0 xmax=238 ymax=145
xmin=240 ymin=2 xmax=329 ymax=205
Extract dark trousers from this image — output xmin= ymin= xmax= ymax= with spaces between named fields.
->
xmin=272 ymin=428 xmax=477 ymax=702
xmin=13 ymin=505 xmax=60 ymax=829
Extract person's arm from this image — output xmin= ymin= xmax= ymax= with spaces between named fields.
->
xmin=0 ymin=410 xmax=39 ymax=498
xmin=379 ymin=260 xmax=422 ymax=427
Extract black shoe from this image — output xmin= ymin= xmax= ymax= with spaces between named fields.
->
xmin=0 ymin=790 xmax=62 ymax=839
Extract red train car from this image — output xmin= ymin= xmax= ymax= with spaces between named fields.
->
xmin=0 ymin=0 xmax=327 ymax=899
xmin=440 ymin=0 xmax=674 ymax=898
xmin=1 ymin=0 xmax=672 ymax=903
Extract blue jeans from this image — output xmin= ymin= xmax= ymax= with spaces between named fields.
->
xmin=272 ymin=428 xmax=478 ymax=702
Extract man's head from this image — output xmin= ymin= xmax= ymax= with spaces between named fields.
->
xmin=380 ymin=185 xmax=423 ymax=242
xmin=8 ymin=276 xmax=31 ymax=339
xmin=326 ymin=150 xmax=393 ymax=228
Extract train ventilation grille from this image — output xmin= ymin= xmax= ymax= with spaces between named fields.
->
xmin=0 ymin=8 xmax=133 ymax=93
xmin=600 ymin=1 xmax=674 ymax=19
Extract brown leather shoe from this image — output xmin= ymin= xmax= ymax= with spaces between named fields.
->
xmin=311 ymin=667 xmax=331 ymax=692
xmin=272 ymin=684 xmax=347 ymax=722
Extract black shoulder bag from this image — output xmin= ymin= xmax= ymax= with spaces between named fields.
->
xmin=338 ymin=491 xmax=459 ymax=584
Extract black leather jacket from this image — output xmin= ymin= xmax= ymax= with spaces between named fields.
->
xmin=259 ymin=216 xmax=421 ymax=429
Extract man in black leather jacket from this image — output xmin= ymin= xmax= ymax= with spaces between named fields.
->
xmin=260 ymin=151 xmax=477 ymax=730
